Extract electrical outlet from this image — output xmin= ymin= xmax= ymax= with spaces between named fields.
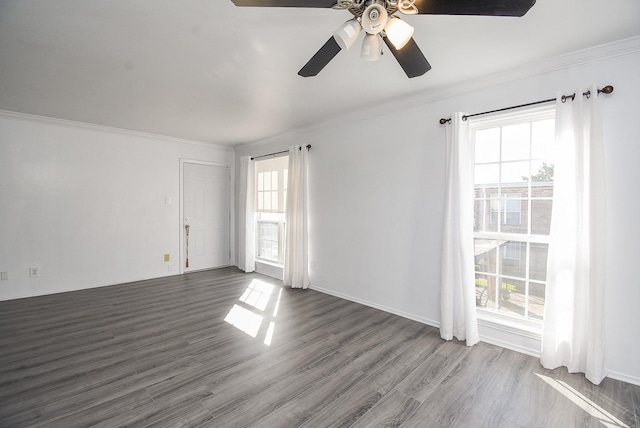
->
xmin=0 ymin=272 xmax=8 ymax=281
xmin=167 ymin=264 xmax=173 ymax=272
xmin=29 ymin=267 xmax=39 ymax=278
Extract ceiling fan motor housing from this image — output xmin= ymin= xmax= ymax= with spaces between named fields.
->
xmin=361 ymin=3 xmax=388 ymax=34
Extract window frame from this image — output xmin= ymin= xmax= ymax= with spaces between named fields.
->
xmin=254 ymin=155 xmax=289 ymax=266
xmin=256 ymin=156 xmax=288 ymax=214
xmin=255 ymin=214 xmax=286 ymax=265
xmin=469 ymin=105 xmax=555 ymax=330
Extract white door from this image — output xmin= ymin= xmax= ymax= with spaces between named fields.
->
xmin=183 ymin=163 xmax=230 ymax=271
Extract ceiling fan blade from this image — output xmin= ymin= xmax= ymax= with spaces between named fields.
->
xmin=410 ymin=0 xmax=536 ymax=17
xmin=383 ymin=37 xmax=431 ymax=78
xmin=231 ymin=0 xmax=335 ymax=7
xmin=298 ymin=37 xmax=342 ymax=77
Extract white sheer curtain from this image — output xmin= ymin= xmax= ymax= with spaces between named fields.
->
xmin=284 ymin=145 xmax=309 ymax=289
xmin=541 ymin=85 xmax=607 ymax=384
xmin=237 ymin=156 xmax=255 ymax=273
xmin=440 ymin=113 xmax=480 ymax=346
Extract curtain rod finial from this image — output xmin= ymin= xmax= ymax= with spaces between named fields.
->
xmin=599 ymin=85 xmax=614 ymax=95
xmin=439 ymin=118 xmax=450 ymax=125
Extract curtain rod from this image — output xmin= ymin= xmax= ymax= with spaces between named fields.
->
xmin=251 ymin=144 xmax=311 ymax=161
xmin=439 ymin=85 xmax=614 ymax=125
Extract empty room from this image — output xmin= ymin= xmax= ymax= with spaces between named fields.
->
xmin=1 ymin=0 xmax=639 ymax=427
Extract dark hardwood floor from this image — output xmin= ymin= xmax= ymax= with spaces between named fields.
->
xmin=0 ymin=267 xmax=638 ymax=427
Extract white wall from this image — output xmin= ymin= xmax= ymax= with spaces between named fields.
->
xmin=235 ymin=40 xmax=640 ymax=384
xmin=0 ymin=113 xmax=234 ymax=300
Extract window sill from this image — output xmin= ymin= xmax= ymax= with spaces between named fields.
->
xmin=476 ymin=309 xmax=542 ymax=340
xmin=255 ymin=259 xmax=283 ymax=268
xmin=255 ymin=260 xmax=283 ymax=281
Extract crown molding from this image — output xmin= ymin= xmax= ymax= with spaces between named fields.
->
xmin=0 ymin=109 xmax=233 ymax=152
xmin=390 ymin=35 xmax=640 ymax=111
xmin=236 ymin=36 xmax=640 ymax=151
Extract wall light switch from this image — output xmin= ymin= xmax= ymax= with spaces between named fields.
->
xmin=165 ymin=196 xmax=172 ymax=205
xmin=164 ymin=254 xmax=170 ymax=262
xmin=0 ymin=272 xmax=8 ymax=281
xmin=29 ymin=267 xmax=39 ymax=278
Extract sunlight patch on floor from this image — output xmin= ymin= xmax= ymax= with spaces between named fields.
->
xmin=536 ymin=373 xmax=630 ymax=428
xmin=225 ymin=279 xmax=280 ymax=345
xmin=272 ymin=288 xmax=283 ymax=317
xmin=224 ymin=304 xmax=263 ymax=338
xmin=239 ymin=279 xmax=274 ymax=311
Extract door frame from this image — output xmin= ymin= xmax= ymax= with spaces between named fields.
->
xmin=179 ymin=158 xmax=231 ymax=274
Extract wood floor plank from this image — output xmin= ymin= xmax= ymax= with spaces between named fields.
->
xmin=349 ymin=389 xmax=421 ymax=428
xmin=297 ymin=385 xmax=383 ymax=428
xmin=249 ymin=363 xmax=368 ymax=427
xmin=398 ymin=343 xmax=507 ymax=427
xmin=200 ymin=350 xmax=355 ymax=426
xmin=395 ymin=339 xmax=471 ymax=402
xmin=91 ymin=384 xmax=214 ymax=428
xmin=1 ymin=267 xmax=638 ymax=427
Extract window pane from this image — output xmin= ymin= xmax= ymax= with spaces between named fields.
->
xmin=502 ymin=123 xmax=530 ymax=161
xmin=264 ymin=192 xmax=271 ymax=211
xmin=264 ymin=172 xmax=272 ymax=191
xmin=531 ymin=200 xmax=552 ymax=235
xmin=501 ymin=161 xmax=530 ymax=187
xmin=497 ymin=277 xmax=527 ymax=318
xmin=271 ymin=191 xmax=278 ymax=212
xmin=475 ymin=164 xmax=499 ymax=186
xmin=257 ymin=172 xmax=264 ymax=191
xmin=257 ymin=192 xmax=264 ymax=211
xmin=271 ymin=171 xmax=278 ymax=190
xmin=528 ymin=160 xmax=554 ymax=185
xmin=500 ymin=241 xmax=526 ymax=278
xmin=283 ymin=169 xmax=288 ymax=190
xmin=475 ymin=239 xmax=498 ymax=275
xmin=532 ymin=119 xmax=555 ymax=159
xmin=529 ymin=243 xmax=549 ymax=281
xmin=501 ymin=198 xmax=527 ymax=234
xmin=475 ymin=274 xmax=491 ymax=308
xmin=474 ymin=199 xmax=497 ymax=233
xmin=257 ymin=221 xmax=280 ymax=262
xmin=529 ymin=282 xmax=546 ymax=320
xmin=531 ymin=178 xmax=554 ymax=197
xmin=475 ymin=128 xmax=500 ymax=163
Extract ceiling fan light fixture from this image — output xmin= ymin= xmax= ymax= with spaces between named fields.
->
xmin=384 ymin=17 xmax=414 ymax=50
xmin=333 ymin=19 xmax=362 ymax=50
xmin=361 ymin=3 xmax=388 ymax=35
xmin=360 ymin=33 xmax=380 ymax=61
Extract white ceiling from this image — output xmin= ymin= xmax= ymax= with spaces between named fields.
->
xmin=1 ymin=0 xmax=639 ymax=146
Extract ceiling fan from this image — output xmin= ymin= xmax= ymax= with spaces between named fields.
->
xmin=231 ymin=0 xmax=536 ymax=78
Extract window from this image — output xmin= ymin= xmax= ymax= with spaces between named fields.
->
xmin=489 ymin=192 xmax=521 ymax=225
xmin=472 ymin=107 xmax=555 ymax=323
xmin=256 ymin=213 xmax=285 ymax=264
xmin=255 ymin=156 xmax=288 ymax=265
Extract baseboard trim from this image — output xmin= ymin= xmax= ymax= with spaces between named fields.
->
xmin=309 ymin=284 xmax=440 ymax=329
xmin=607 ymin=370 xmax=640 ymax=387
